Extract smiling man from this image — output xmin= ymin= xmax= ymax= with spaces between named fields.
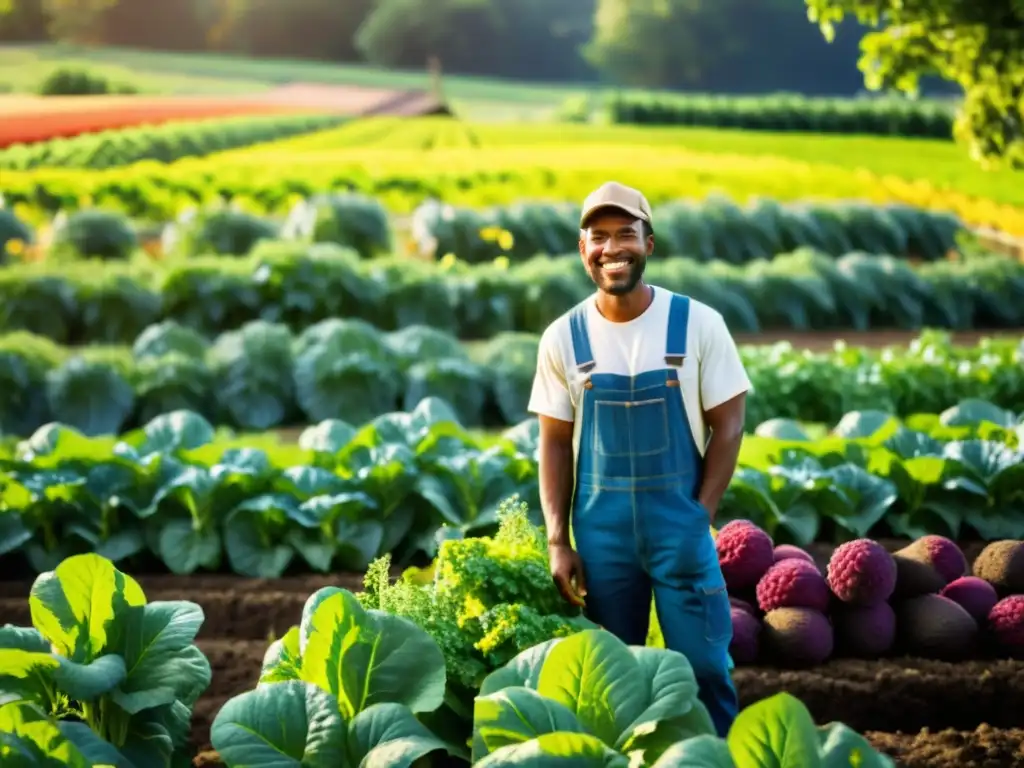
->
xmin=528 ymin=181 xmax=751 ymax=737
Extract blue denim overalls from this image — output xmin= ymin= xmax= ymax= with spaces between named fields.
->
xmin=568 ymin=290 xmax=738 ymax=737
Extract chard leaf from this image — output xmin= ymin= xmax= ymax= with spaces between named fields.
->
xmin=58 ymin=721 xmax=135 ymax=767
xmin=28 ymin=553 xmax=146 ymax=663
xmin=472 ymin=687 xmax=584 ymax=761
xmin=821 ymin=464 xmax=897 ymax=537
xmin=0 ymin=510 xmax=32 ymax=558
xmin=108 ymin=601 xmax=210 ymax=714
xmin=479 ymin=638 xmax=563 ymax=696
xmin=0 ymin=701 xmax=92 ymax=767
xmin=53 ymin=654 xmax=126 ymax=701
xmin=259 ymin=626 xmax=301 ymax=684
xmin=156 ymin=518 xmax=221 ymax=575
xmin=818 ymin=723 xmax=895 ymax=767
xmin=0 ymin=649 xmax=59 ymax=706
xmin=119 ymin=699 xmax=191 ymax=768
xmin=298 ymin=589 xmax=446 ymax=719
xmin=223 ymin=498 xmax=297 ymax=578
xmin=137 ymin=410 xmax=215 ymax=456
xmin=533 ymin=630 xmax=701 ymax=751
xmin=210 ymin=679 xmax=345 ymax=768
xmin=346 ymin=702 xmax=449 ymax=766
xmin=475 ymin=732 xmax=629 ymax=766
xmin=0 ymin=626 xmax=49 ymax=652
xmin=727 ymin=692 xmax=822 ymax=768
xmin=649 ymin=734 xmax=734 ymax=766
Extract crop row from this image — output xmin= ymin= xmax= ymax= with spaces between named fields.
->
xmin=2 ymin=118 xmax=1021 ymax=236
xmin=0 ymin=397 xmax=1019 ymax=579
xmin=412 ymin=196 xmax=963 ymax=264
xmin=1 ymin=193 xmax=967 ymax=265
xmin=2 ymin=241 xmax=1023 ymax=350
xmin=1 ymin=304 xmax=1021 ymax=436
xmin=0 ymin=94 xmax=324 ymax=147
xmin=1 ymin=550 xmax=893 ymax=768
xmin=604 ymin=92 xmax=955 ymax=138
xmin=0 ymin=112 xmax=347 ymax=170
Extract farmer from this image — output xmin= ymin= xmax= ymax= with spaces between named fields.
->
xmin=528 ymin=181 xmax=750 ymax=737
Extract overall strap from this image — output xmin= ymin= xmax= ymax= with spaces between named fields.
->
xmin=665 ymin=293 xmax=690 ymax=367
xmin=569 ymin=303 xmax=596 ymax=373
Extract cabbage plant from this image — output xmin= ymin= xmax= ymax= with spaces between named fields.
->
xmin=0 ymin=552 xmax=211 ymax=767
xmin=473 ymin=630 xmax=895 ymax=767
xmin=210 ymin=586 xmax=451 ymax=766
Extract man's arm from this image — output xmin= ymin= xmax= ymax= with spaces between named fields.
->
xmin=699 ymin=393 xmax=746 ymax=521
xmin=526 ymin=324 xmax=576 ymax=545
xmin=696 ymin=309 xmax=752 ymax=521
xmin=538 ymin=416 xmax=575 ymax=546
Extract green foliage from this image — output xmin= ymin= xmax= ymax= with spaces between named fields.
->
xmin=414 ymin=196 xmax=964 ymax=263
xmin=0 ymin=552 xmax=211 ymax=766
xmin=584 ymin=0 xmax=733 ymax=89
xmin=724 ymin=414 xmax=1024 ymax=544
xmin=280 ymin=192 xmax=392 ymax=259
xmin=210 ymin=582 xmax=451 ymax=764
xmin=36 ymin=64 xmax=136 ymax=94
xmin=0 ymin=398 xmax=1020 ymax=581
xmin=0 ymin=113 xmax=347 ymax=170
xmin=2 ymin=242 xmax=1022 ymax=359
xmin=209 ymin=574 xmax=894 ymax=766
xmin=48 ymin=208 xmax=137 ymax=261
xmin=0 ymin=399 xmax=548 ymax=576
xmin=805 ymin=0 xmax=1024 ymax=169
xmin=162 ymin=205 xmax=279 ymax=258
xmin=359 ymin=496 xmax=593 ymax=694
xmin=606 ymin=91 xmax=955 ymax=138
xmin=0 ymin=311 xmax=1022 ymax=437
xmin=0 ymin=203 xmax=33 ymax=265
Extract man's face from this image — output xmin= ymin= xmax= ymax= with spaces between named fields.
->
xmin=578 ymin=210 xmax=653 ymax=296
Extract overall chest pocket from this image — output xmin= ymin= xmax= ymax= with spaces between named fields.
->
xmin=593 ymin=398 xmax=669 ymax=457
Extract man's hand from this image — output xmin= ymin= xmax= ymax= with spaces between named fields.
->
xmin=549 ymin=543 xmax=587 ymax=607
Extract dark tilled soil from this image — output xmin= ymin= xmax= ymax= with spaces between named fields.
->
xmin=866 ymin=726 xmax=1024 ymax=768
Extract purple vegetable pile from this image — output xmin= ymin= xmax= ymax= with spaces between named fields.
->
xmin=716 ymin=520 xmax=1024 ymax=666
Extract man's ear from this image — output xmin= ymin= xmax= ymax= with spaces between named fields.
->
xmin=646 ymin=234 xmax=655 ymax=256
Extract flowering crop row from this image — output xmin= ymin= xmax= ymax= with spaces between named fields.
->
xmin=0 ymin=95 xmax=333 ymax=147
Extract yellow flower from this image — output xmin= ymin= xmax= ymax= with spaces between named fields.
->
xmin=5 ymin=238 xmax=25 ymax=256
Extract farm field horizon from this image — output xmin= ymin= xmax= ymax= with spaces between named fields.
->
xmin=0 ymin=39 xmax=1022 ymax=768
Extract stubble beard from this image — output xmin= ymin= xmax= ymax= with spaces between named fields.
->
xmin=593 ymin=260 xmax=645 ymax=296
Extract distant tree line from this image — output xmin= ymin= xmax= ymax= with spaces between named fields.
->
xmin=0 ymin=0 xmax=957 ymax=97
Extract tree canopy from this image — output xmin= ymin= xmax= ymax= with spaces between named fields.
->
xmin=805 ymin=0 xmax=1024 ymax=169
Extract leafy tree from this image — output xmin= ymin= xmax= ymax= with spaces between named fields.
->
xmin=8 ymin=0 xmax=117 ymax=42
xmin=355 ymin=0 xmax=501 ymax=70
xmin=805 ymin=0 xmax=1024 ymax=169
xmin=583 ymin=0 xmax=735 ymax=89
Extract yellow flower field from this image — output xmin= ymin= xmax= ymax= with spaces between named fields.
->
xmin=4 ymin=116 xmax=1023 ymax=234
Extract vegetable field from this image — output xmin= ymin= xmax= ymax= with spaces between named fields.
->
xmin=4 ymin=117 xmax=1024 ymax=232
xmin=2 ymin=68 xmax=1024 ymax=766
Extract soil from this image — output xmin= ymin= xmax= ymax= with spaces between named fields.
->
xmin=2 ymin=547 xmax=1022 ymax=766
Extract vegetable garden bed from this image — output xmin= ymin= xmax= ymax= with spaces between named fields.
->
xmin=2 ymin=567 xmax=1020 ymax=767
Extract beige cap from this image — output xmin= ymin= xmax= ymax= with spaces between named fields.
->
xmin=579 ymin=181 xmax=653 ymax=229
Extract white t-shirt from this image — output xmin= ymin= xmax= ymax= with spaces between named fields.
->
xmin=527 ymin=286 xmax=752 ymax=460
